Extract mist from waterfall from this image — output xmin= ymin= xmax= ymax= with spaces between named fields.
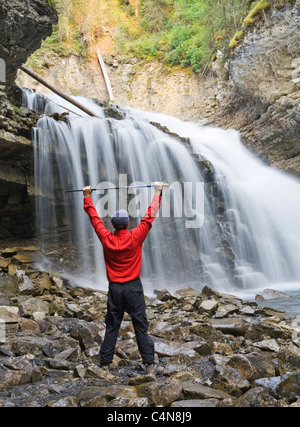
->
xmin=23 ymin=89 xmax=300 ymax=298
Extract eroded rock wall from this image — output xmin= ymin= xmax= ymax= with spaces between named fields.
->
xmin=216 ymin=1 xmax=300 ymax=176
xmin=0 ymin=0 xmax=57 ymax=238
xmin=0 ymin=0 xmax=57 ymax=86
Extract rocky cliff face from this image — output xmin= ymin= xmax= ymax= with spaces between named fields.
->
xmin=0 ymin=0 xmax=57 ymax=239
xmin=0 ymin=0 xmax=57 ymax=86
xmin=214 ymin=0 xmax=300 ymax=176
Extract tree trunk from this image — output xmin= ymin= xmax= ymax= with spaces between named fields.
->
xmin=20 ymin=65 xmax=101 ymax=118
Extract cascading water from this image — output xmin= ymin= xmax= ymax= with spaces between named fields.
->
xmin=22 ymin=88 xmax=300 ymax=301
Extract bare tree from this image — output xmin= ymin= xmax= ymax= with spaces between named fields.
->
xmin=134 ymin=0 xmax=140 ymax=18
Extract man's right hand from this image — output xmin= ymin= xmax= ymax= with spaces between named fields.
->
xmin=83 ymin=186 xmax=92 ymax=197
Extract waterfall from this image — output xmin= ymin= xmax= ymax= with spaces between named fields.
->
xmin=22 ymin=89 xmax=300 ymax=297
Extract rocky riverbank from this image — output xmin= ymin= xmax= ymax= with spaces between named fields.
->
xmin=0 ymin=245 xmax=300 ymax=407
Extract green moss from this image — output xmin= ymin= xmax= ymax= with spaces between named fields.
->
xmin=243 ymin=0 xmax=270 ymax=27
xmin=12 ymin=105 xmax=21 ymax=115
xmin=229 ymin=30 xmax=244 ymax=49
xmin=47 ymin=0 xmax=58 ymax=10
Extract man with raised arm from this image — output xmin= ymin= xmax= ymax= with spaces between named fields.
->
xmin=83 ymin=182 xmax=163 ymax=377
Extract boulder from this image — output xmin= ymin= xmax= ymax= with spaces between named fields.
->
xmin=19 ymin=297 xmax=50 ymax=318
xmin=233 ymin=387 xmax=282 ymax=407
xmin=199 ymin=299 xmax=219 ymax=315
xmin=0 ymin=293 xmax=9 ymax=306
xmin=34 ymin=272 xmax=52 ymax=294
xmin=213 ymin=364 xmax=250 ymax=396
xmin=80 ymin=385 xmax=138 ymax=407
xmin=0 ymin=306 xmax=19 ymax=323
xmin=262 ymin=289 xmax=291 ymax=300
xmin=171 ymin=399 xmax=219 ymax=407
xmin=11 ymin=334 xmax=53 ymax=355
xmin=46 ymin=397 xmax=78 ymax=407
xmin=211 ymin=318 xmax=247 ymax=336
xmin=19 ymin=318 xmax=40 ymax=333
xmin=70 ymin=324 xmax=95 ymax=350
xmin=0 ymin=276 xmax=19 ymax=297
xmin=137 ymin=380 xmax=183 ymax=407
xmin=182 ymin=384 xmax=232 ymax=401
xmin=154 ymin=340 xmax=197 ymax=358
xmin=274 ymin=372 xmax=300 ymax=403
xmin=215 ymin=304 xmax=239 ymax=318
xmin=227 ymin=353 xmax=276 ymax=381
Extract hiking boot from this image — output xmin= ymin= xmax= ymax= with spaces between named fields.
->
xmin=98 ymin=365 xmax=116 ymax=381
xmin=145 ymin=363 xmax=157 ymax=375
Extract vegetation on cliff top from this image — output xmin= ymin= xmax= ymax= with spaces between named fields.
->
xmin=28 ymin=0 xmax=296 ymax=75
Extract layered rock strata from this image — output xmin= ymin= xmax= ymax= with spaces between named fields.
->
xmin=0 ymin=0 xmax=57 ymax=238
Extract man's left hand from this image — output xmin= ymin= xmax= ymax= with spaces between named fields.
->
xmin=83 ymin=186 xmax=92 ymax=197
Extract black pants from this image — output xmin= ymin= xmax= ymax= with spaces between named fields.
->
xmin=99 ymin=278 xmax=155 ymax=366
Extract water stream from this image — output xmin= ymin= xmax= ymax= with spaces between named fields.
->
xmin=22 ymin=89 xmax=300 ymax=309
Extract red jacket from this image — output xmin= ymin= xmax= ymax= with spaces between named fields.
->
xmin=84 ymin=195 xmax=161 ymax=283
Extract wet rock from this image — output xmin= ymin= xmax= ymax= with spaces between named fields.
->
xmin=34 ymin=272 xmax=52 ymax=294
xmin=137 ymin=380 xmax=183 ymax=407
xmin=46 ymin=397 xmax=78 ymax=407
xmin=47 ymin=359 xmax=74 ymax=371
xmin=182 ymin=384 xmax=232 ymax=401
xmin=212 ymin=364 xmax=250 ymax=397
xmin=107 ymin=397 xmax=148 ymax=407
xmin=227 ymin=353 xmax=276 ymax=381
xmin=262 ymin=289 xmax=291 ymax=300
xmin=70 ymin=324 xmax=96 ymax=350
xmin=0 ymin=306 xmax=19 ymax=323
xmin=215 ymin=304 xmax=239 ymax=318
xmin=211 ymin=318 xmax=247 ymax=336
xmin=171 ymin=399 xmax=219 ymax=407
xmin=128 ymin=373 xmax=156 ymax=386
xmin=80 ymin=385 xmax=138 ymax=407
xmin=19 ymin=318 xmax=40 ymax=333
xmin=199 ymin=299 xmax=219 ymax=315
xmin=19 ymin=297 xmax=50 ymax=318
xmin=0 ymin=275 xmax=19 ymax=297
xmin=245 ymin=319 xmax=292 ymax=341
xmin=11 ymin=334 xmax=52 ymax=356
xmin=0 ymin=293 xmax=9 ymax=306
xmin=154 ymin=340 xmax=197 ymax=358
xmin=253 ymin=339 xmax=280 ymax=353
xmin=274 ymin=372 xmax=300 ymax=403
xmin=233 ymin=387 xmax=282 ymax=408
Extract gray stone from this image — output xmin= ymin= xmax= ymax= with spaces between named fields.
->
xmin=171 ymin=399 xmax=219 ymax=407
xmin=227 ymin=353 xmax=276 ymax=381
xmin=182 ymin=384 xmax=232 ymax=401
xmin=0 ymin=306 xmax=19 ymax=323
xmin=211 ymin=318 xmax=247 ymax=336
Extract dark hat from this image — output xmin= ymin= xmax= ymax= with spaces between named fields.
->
xmin=111 ymin=210 xmax=129 ymax=229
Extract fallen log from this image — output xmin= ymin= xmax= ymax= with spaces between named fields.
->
xmin=96 ymin=47 xmax=114 ymax=102
xmin=20 ymin=65 xmax=101 ymax=118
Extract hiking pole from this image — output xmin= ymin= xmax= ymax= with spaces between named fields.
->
xmin=65 ymin=183 xmax=170 ymax=193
